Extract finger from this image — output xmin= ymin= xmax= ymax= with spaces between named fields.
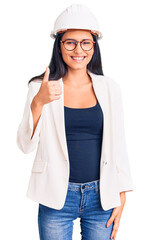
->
xmin=110 ymin=229 xmax=116 ymax=239
xmin=42 ymin=66 xmax=50 ymax=82
xmin=52 ymin=81 xmax=61 ymax=88
xmin=110 ymin=228 xmax=117 ymax=240
xmin=107 ymin=207 xmax=120 ymax=228
xmin=110 ymin=220 xmax=119 ymax=240
xmin=50 ymin=89 xmax=62 ymax=96
xmin=107 ymin=214 xmax=115 ymax=228
xmin=50 ymin=82 xmax=62 ymax=92
xmin=54 ymin=88 xmax=62 ymax=94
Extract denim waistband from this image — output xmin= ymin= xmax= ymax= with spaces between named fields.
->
xmin=68 ymin=179 xmax=100 ymax=192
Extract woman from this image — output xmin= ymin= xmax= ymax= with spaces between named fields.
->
xmin=16 ymin=4 xmax=134 ymax=240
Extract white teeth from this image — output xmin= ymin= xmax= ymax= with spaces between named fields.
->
xmin=71 ymin=57 xmax=85 ymax=60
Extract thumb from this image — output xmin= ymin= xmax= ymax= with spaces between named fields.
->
xmin=42 ymin=66 xmax=50 ymax=83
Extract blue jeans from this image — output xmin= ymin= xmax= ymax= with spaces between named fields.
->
xmin=38 ymin=179 xmax=114 ymax=240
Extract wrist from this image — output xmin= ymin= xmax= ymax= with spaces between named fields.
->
xmin=33 ymin=94 xmax=44 ymax=107
xmin=120 ymin=192 xmax=126 ymax=202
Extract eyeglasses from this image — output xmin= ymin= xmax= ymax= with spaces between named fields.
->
xmin=60 ymin=39 xmax=95 ymax=51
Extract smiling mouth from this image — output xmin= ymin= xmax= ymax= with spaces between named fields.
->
xmin=70 ymin=56 xmax=86 ymax=62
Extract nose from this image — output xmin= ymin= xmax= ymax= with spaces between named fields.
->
xmin=74 ymin=42 xmax=84 ymax=53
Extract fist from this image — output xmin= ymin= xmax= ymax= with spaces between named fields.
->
xmin=36 ymin=66 xmax=62 ymax=105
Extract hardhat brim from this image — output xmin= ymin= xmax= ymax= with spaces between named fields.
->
xmin=50 ymin=28 xmax=103 ymax=40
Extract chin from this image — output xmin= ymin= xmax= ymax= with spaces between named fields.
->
xmin=69 ymin=65 xmax=87 ymax=71
xmin=66 ymin=61 xmax=87 ymax=69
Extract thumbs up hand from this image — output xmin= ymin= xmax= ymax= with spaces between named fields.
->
xmin=36 ymin=66 xmax=62 ymax=106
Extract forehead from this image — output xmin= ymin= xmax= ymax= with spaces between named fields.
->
xmin=61 ymin=29 xmax=93 ymax=40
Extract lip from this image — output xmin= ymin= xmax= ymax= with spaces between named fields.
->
xmin=71 ymin=56 xmax=86 ymax=57
xmin=70 ymin=56 xmax=86 ymax=63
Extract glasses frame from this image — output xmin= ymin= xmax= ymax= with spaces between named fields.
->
xmin=60 ymin=39 xmax=95 ymax=51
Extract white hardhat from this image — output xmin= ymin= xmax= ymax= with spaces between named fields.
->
xmin=50 ymin=4 xmax=103 ymax=40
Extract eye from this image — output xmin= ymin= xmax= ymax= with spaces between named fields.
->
xmin=66 ymin=41 xmax=75 ymax=45
xmin=83 ymin=41 xmax=91 ymax=45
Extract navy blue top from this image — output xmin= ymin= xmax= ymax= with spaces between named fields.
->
xmin=64 ymin=99 xmax=103 ymax=183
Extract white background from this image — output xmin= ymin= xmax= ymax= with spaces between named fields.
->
xmin=0 ymin=0 xmax=149 ymax=239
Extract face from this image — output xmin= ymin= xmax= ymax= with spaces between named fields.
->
xmin=60 ymin=29 xmax=95 ymax=71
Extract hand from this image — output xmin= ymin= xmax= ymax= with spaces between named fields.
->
xmin=36 ymin=66 xmax=62 ymax=105
xmin=107 ymin=192 xmax=126 ymax=240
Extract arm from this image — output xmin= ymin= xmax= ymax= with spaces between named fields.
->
xmin=30 ymin=94 xmax=44 ymax=139
xmin=114 ymin=84 xmax=134 ymax=193
xmin=16 ymin=82 xmax=44 ymax=154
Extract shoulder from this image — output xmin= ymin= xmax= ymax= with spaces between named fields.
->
xmin=28 ymin=79 xmax=42 ymax=95
xmin=28 ymin=78 xmax=42 ymax=86
xmin=91 ymin=73 xmax=121 ymax=94
xmin=28 ymin=79 xmax=42 ymax=88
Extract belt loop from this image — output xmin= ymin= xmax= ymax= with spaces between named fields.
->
xmin=94 ymin=180 xmax=98 ymax=193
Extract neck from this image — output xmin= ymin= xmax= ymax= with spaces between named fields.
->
xmin=62 ymin=68 xmax=92 ymax=87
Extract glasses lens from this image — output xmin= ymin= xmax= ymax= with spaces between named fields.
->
xmin=63 ymin=39 xmax=94 ymax=51
xmin=81 ymin=40 xmax=93 ymax=50
xmin=64 ymin=40 xmax=76 ymax=50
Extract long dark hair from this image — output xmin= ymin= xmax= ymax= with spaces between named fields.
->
xmin=28 ymin=32 xmax=104 ymax=86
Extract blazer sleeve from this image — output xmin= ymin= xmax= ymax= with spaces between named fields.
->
xmin=16 ymin=81 xmax=43 ymax=154
xmin=114 ymin=83 xmax=134 ymax=193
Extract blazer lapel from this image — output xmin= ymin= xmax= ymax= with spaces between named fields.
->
xmin=50 ymin=72 xmax=111 ymax=167
xmin=91 ymin=73 xmax=112 ymax=170
xmin=50 ymin=78 xmax=69 ymax=161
